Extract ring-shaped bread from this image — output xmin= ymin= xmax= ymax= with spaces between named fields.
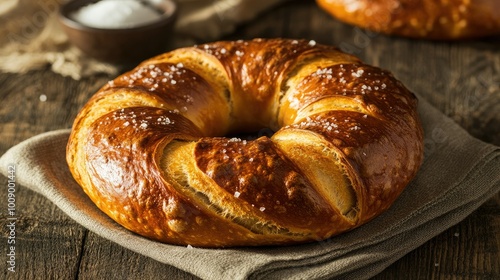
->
xmin=67 ymin=38 xmax=424 ymax=247
xmin=316 ymin=0 xmax=500 ymax=39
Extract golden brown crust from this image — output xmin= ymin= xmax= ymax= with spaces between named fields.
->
xmin=66 ymin=38 xmax=424 ymax=248
xmin=316 ymin=0 xmax=500 ymax=39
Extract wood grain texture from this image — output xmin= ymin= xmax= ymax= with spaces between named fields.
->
xmin=0 ymin=0 xmax=498 ymax=279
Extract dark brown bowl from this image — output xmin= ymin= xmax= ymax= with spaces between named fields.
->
xmin=59 ymin=0 xmax=177 ymax=64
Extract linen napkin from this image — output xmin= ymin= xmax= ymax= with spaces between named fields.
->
xmin=0 ymin=95 xmax=499 ymax=280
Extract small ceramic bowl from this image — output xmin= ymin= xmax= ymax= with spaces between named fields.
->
xmin=59 ymin=0 xmax=177 ymax=64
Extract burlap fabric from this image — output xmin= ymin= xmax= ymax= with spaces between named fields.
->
xmin=0 ymin=0 xmax=287 ymax=79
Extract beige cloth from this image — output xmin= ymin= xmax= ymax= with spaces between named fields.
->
xmin=0 ymin=0 xmax=287 ymax=79
xmin=1 ymin=95 xmax=499 ymax=279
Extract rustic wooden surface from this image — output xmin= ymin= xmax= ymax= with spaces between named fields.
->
xmin=1 ymin=1 xmax=499 ymax=279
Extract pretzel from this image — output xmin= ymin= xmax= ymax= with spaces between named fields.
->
xmin=67 ymin=39 xmax=424 ymax=247
xmin=317 ymin=0 xmax=500 ymax=39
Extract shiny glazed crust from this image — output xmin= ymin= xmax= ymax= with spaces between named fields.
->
xmin=316 ymin=0 xmax=500 ymax=39
xmin=66 ymin=38 xmax=424 ymax=247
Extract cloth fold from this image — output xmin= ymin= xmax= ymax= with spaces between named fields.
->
xmin=1 ymin=96 xmax=499 ymax=280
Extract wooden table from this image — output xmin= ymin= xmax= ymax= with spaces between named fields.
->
xmin=1 ymin=1 xmax=499 ymax=279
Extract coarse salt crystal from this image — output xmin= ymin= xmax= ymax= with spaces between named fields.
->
xmin=157 ymin=118 xmax=168 ymax=125
xmin=352 ymin=69 xmax=364 ymax=78
xmin=234 ymin=191 xmax=241 ymax=198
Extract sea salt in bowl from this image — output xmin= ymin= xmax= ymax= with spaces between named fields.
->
xmin=59 ymin=0 xmax=177 ymax=64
